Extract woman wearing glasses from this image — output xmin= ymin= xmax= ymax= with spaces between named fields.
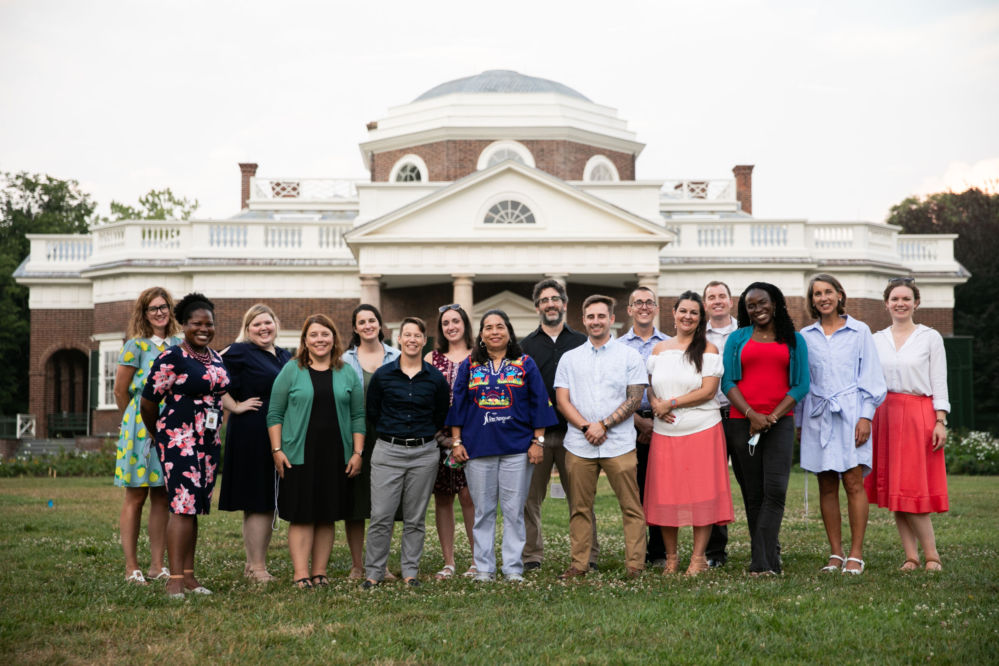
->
xmin=798 ymin=274 xmax=886 ymax=575
xmin=425 ymin=304 xmax=477 ymax=579
xmin=865 ymin=278 xmax=950 ymax=571
xmin=114 ymin=287 xmax=181 ymax=585
xmin=721 ymin=282 xmax=809 ymax=575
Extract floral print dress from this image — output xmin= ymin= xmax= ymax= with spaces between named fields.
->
xmin=141 ymin=345 xmax=230 ymax=515
xmin=114 ymin=336 xmax=181 ymax=488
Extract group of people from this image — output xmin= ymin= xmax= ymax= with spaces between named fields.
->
xmin=113 ymin=272 xmax=950 ymax=595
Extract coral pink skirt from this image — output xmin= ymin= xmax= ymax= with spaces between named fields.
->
xmin=864 ymin=392 xmax=948 ymax=513
xmin=644 ymin=423 xmax=734 ymax=527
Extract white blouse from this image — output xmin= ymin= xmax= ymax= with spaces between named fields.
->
xmin=647 ymin=350 xmax=723 ymax=437
xmin=873 ymin=324 xmax=950 ymax=413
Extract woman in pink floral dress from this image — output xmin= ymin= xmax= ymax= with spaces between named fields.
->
xmin=140 ymin=293 xmax=230 ymax=598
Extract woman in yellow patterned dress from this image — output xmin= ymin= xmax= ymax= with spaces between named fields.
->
xmin=114 ymin=287 xmax=181 ymax=584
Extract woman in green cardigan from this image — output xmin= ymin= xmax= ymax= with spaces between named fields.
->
xmin=268 ymin=314 xmax=366 ymax=589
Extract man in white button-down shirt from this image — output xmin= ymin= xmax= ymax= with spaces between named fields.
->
xmin=555 ymin=294 xmax=648 ymax=579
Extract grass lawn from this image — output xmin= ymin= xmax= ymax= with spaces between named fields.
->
xmin=1 ymin=471 xmax=997 ymax=664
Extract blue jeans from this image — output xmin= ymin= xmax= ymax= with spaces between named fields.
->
xmin=465 ymin=453 xmax=533 ymax=576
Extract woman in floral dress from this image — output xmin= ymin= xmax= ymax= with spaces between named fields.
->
xmin=114 ymin=286 xmax=181 ymax=585
xmin=140 ymin=292 xmax=230 ymax=598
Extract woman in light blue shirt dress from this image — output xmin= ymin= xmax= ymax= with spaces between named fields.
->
xmin=799 ymin=274 xmax=886 ymax=575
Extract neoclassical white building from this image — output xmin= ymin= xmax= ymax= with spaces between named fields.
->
xmin=15 ymin=70 xmax=967 ymax=437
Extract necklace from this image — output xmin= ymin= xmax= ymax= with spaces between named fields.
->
xmin=182 ymin=340 xmax=213 ymax=366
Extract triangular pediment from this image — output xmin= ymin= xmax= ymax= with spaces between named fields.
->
xmin=471 ymin=290 xmax=539 ymax=339
xmin=345 ymin=161 xmax=672 ymax=246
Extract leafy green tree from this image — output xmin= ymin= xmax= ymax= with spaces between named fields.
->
xmin=886 ymin=187 xmax=999 ymax=430
xmin=109 ymin=188 xmax=199 ymax=221
xmin=0 ymin=172 xmax=97 ymax=415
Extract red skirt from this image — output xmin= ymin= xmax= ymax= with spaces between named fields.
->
xmin=864 ymin=392 xmax=948 ymax=513
xmin=644 ymin=424 xmax=734 ymax=528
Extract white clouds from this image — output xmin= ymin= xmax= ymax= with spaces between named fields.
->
xmin=917 ymin=158 xmax=999 ymax=196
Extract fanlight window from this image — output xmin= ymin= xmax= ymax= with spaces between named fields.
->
xmin=486 ymin=148 xmax=526 ymax=167
xmin=484 ymin=200 xmax=536 ymax=225
xmin=589 ymin=163 xmax=615 ymax=181
xmin=395 ymin=163 xmax=422 ymax=182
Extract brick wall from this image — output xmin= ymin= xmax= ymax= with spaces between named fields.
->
xmin=29 ymin=309 xmax=94 ymax=438
xmin=371 ymin=140 xmax=635 ymax=182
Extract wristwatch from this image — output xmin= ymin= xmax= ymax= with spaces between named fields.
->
xmin=531 ymin=436 xmax=545 ymax=448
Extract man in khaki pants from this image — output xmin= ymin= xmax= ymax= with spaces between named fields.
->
xmin=554 ymin=294 xmax=648 ymax=579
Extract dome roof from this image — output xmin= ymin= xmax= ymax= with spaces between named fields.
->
xmin=414 ymin=70 xmax=591 ymax=102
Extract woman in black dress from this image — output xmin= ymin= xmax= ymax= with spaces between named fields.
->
xmin=219 ymin=304 xmax=292 ymax=583
xmin=267 ymin=314 xmax=365 ymax=588
xmin=140 ymin=293 xmax=230 ymax=598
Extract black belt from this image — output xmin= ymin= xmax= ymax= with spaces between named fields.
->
xmin=378 ymin=434 xmax=435 ymax=447
xmin=636 ymin=409 xmax=654 ymax=419
xmin=719 ymin=407 xmax=731 ymax=419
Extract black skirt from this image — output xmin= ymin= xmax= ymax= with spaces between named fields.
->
xmin=277 ymin=368 xmax=350 ymax=523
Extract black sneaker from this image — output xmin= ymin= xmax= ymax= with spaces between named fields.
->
xmin=588 ymin=562 xmax=599 ymax=572
xmin=523 ymin=561 xmax=541 ymax=572
xmin=707 ymin=558 xmax=726 ymax=568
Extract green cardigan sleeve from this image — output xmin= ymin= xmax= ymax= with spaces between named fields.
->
xmin=786 ymin=332 xmax=810 ymax=403
xmin=332 ymin=365 xmax=366 ymax=462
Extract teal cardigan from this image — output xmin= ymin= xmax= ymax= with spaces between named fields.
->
xmin=266 ymin=360 xmax=366 ymax=466
xmin=721 ymin=326 xmax=810 ymax=405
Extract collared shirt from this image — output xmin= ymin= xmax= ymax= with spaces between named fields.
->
xmin=520 ymin=323 xmax=587 ymax=432
xmin=873 ymin=324 xmax=950 ymax=412
xmin=554 ymin=338 xmax=648 ymax=459
xmin=341 ymin=343 xmax=401 ymax=388
xmin=705 ymin=318 xmax=738 ymax=407
xmin=366 ymin=357 xmax=451 ymax=438
xmin=619 ymin=326 xmax=669 ymax=410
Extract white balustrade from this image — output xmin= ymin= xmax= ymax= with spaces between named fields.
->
xmin=250 ymin=178 xmax=361 ymax=202
xmin=660 ymin=179 xmax=736 ymax=201
xmin=44 ymin=236 xmax=92 ymax=262
xmin=897 ymin=234 xmax=959 ymax=271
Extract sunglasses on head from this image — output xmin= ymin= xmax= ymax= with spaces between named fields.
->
xmin=888 ymin=276 xmax=915 ymax=285
xmin=438 ymin=303 xmax=462 ymax=313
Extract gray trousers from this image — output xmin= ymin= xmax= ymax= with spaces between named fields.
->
xmin=364 ymin=438 xmax=439 ymax=581
xmin=522 ymin=429 xmax=599 ymax=566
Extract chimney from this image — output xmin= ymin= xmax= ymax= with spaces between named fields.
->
xmin=733 ymin=164 xmax=754 ymax=215
xmin=239 ymin=162 xmax=258 ymax=210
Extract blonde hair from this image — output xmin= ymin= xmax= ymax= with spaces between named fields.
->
xmin=236 ymin=304 xmax=280 ymax=343
xmin=127 ymin=287 xmax=180 ymax=339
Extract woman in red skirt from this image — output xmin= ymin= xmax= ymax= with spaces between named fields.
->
xmin=865 ymin=278 xmax=949 ymax=571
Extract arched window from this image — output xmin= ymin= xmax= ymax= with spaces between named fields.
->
xmin=388 ymin=154 xmax=429 ymax=182
xmin=477 ymin=140 xmax=535 ymax=170
xmin=583 ymin=154 xmax=620 ymax=182
xmin=484 ymin=200 xmax=536 ymax=225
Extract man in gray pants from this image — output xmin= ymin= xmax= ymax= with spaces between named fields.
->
xmin=363 ymin=317 xmax=451 ymax=588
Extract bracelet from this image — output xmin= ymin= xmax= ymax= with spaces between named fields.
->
xmin=936 ymin=418 xmax=947 ymax=426
xmin=453 ymin=439 xmax=463 ymax=446
xmin=271 ymin=448 xmax=282 ymax=453
xmin=352 ymin=451 xmax=362 ymax=456
xmin=670 ymin=398 xmax=678 ymax=409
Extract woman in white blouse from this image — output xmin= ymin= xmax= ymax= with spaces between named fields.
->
xmin=645 ymin=291 xmax=734 ymax=576
xmin=864 ymin=278 xmax=949 ymax=571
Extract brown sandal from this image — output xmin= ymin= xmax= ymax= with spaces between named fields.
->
xmin=924 ymin=559 xmax=943 ymax=572
xmin=663 ymin=554 xmax=679 ymax=574
xmin=899 ymin=558 xmax=920 ymax=571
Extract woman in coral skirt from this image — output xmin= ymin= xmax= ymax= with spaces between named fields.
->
xmin=645 ymin=291 xmax=733 ymax=576
xmin=865 ymin=278 xmax=949 ymax=571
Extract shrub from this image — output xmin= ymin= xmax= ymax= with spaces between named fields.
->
xmin=947 ymin=429 xmax=999 ymax=475
xmin=0 ymin=439 xmax=116 ymax=478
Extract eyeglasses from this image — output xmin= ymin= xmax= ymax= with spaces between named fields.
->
xmin=438 ymin=303 xmax=462 ymax=313
xmin=146 ymin=305 xmax=170 ymax=315
xmin=629 ymin=299 xmax=657 ymax=309
xmin=536 ymin=296 xmax=564 ymax=306
xmin=888 ymin=277 xmax=915 ymax=285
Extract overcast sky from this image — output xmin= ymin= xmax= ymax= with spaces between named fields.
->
xmin=2 ymin=0 xmax=997 ymax=223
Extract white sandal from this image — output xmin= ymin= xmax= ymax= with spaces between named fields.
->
xmin=125 ymin=570 xmax=147 ymax=584
xmin=821 ymin=554 xmax=845 ymax=572
xmin=434 ymin=564 xmax=455 ymax=580
xmin=462 ymin=565 xmax=478 ymax=578
xmin=150 ymin=567 xmax=171 ymax=581
xmin=842 ymin=557 xmax=865 ymax=575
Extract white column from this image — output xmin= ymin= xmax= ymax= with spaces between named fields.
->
xmin=452 ymin=274 xmax=475 ymax=313
xmin=359 ymin=275 xmax=382 ymax=310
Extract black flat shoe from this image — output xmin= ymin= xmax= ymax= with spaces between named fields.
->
xmin=361 ymin=579 xmax=380 ymax=590
xmin=310 ymin=575 xmax=329 ymax=587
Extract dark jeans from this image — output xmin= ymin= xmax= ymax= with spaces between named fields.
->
xmin=635 ymin=440 xmax=666 ymax=561
xmin=705 ymin=417 xmax=741 ymax=562
xmin=728 ymin=416 xmax=794 ymax=573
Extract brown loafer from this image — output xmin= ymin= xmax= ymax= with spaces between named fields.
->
xmin=558 ymin=567 xmax=587 ymax=581
xmin=626 ymin=566 xmax=644 ymax=578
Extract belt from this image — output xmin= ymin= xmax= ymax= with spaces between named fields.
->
xmin=636 ymin=409 xmax=653 ymax=419
xmin=378 ymin=434 xmax=435 ymax=447
xmin=719 ymin=407 xmax=731 ymax=419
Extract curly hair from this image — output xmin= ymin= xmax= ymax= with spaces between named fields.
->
xmin=737 ymin=282 xmax=797 ymax=348
xmin=174 ymin=292 xmax=215 ymax=325
xmin=470 ymin=309 xmax=523 ymax=365
xmin=295 ymin=314 xmax=344 ymax=369
xmin=807 ymin=273 xmax=847 ymax=319
xmin=674 ymin=291 xmax=708 ymax=373
xmin=435 ymin=305 xmax=473 ymax=353
xmin=127 ymin=286 xmax=180 ymax=339
xmin=348 ymin=304 xmax=386 ymax=349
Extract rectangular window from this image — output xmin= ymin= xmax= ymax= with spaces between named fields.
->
xmin=97 ymin=340 xmax=122 ymax=409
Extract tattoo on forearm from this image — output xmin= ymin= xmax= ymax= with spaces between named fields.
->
xmin=606 ymin=384 xmax=644 ymax=427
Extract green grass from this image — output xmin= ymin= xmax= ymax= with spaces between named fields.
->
xmin=1 ymin=472 xmax=997 ymax=664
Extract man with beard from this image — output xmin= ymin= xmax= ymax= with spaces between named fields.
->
xmin=520 ymin=279 xmax=599 ymax=572
xmin=555 ymin=294 xmax=648 ymax=579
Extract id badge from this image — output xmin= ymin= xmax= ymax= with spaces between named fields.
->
xmin=205 ymin=408 xmax=220 ymax=431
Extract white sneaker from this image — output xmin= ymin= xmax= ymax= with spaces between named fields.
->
xmin=504 ymin=573 xmax=524 ymax=583
xmin=472 ymin=572 xmax=494 ymax=582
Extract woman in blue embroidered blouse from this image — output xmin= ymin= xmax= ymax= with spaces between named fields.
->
xmin=448 ymin=309 xmax=558 ymax=582
xmin=799 ymin=274 xmax=886 ymax=575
